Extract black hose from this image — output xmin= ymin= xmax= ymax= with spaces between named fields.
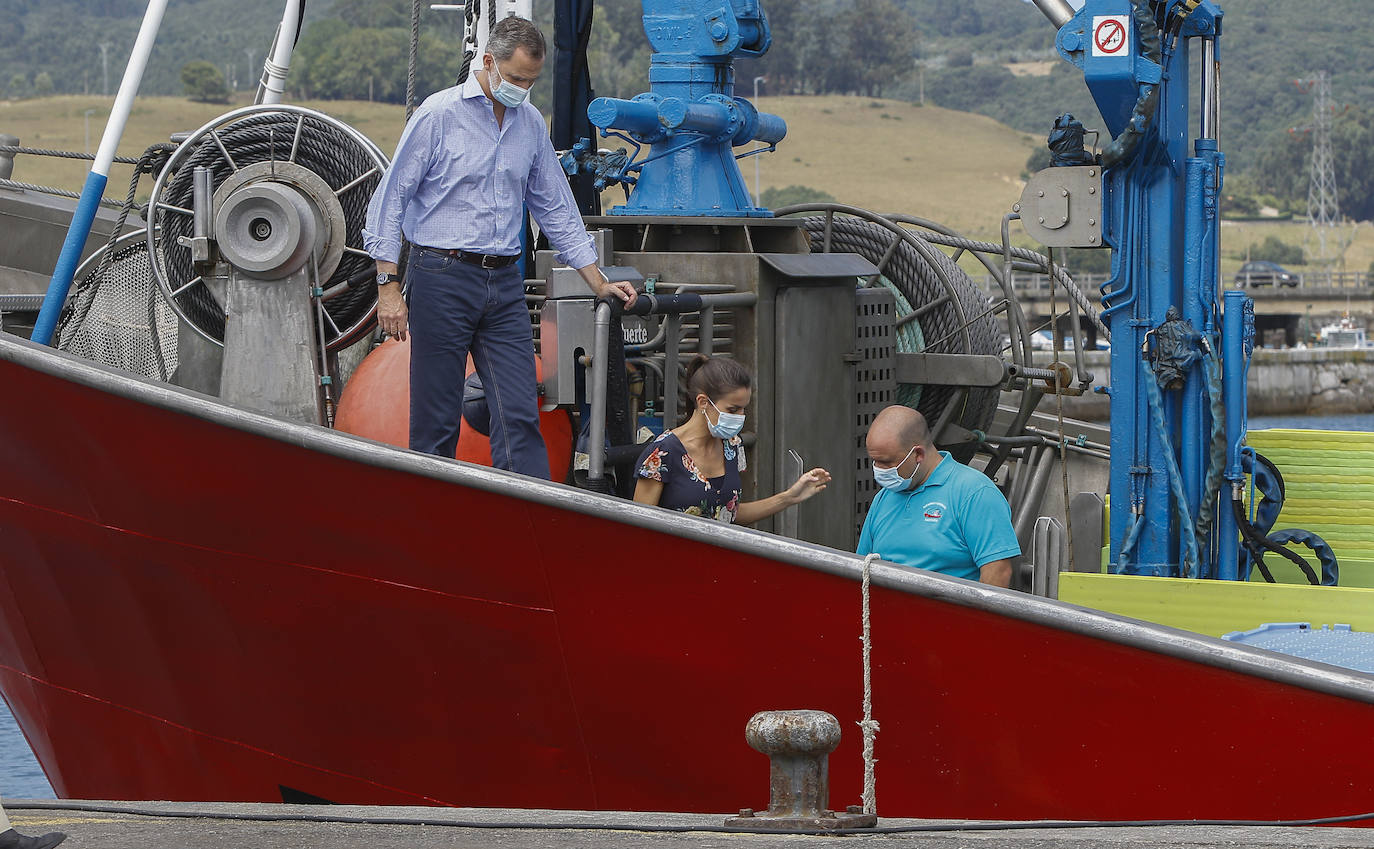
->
xmin=1230 ymin=494 xmax=1320 ymax=586
xmin=9 ymin=800 xmax=1374 ymax=835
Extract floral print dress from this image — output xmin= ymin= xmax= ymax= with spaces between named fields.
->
xmin=635 ymin=430 xmax=747 ymax=523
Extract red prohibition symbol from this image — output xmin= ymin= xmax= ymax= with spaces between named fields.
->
xmin=1095 ymin=18 xmax=1126 ymax=53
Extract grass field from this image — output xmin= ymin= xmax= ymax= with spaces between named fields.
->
xmin=3 ymin=93 xmax=1370 ymax=278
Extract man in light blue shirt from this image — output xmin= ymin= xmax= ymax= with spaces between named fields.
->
xmin=363 ymin=17 xmax=636 ymax=476
xmin=858 ymin=406 xmax=1019 ymax=586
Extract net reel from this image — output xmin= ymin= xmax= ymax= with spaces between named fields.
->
xmin=145 ymin=105 xmax=388 ymax=352
xmin=58 ymin=228 xmax=177 ymax=380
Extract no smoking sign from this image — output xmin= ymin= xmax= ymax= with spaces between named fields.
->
xmin=1091 ymin=15 xmax=1131 ymax=57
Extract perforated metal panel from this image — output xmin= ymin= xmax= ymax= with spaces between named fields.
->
xmin=854 ymin=286 xmax=897 ymax=538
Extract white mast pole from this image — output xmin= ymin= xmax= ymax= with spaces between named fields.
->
xmin=32 ymin=0 xmax=170 ymax=345
xmin=257 ymin=0 xmax=304 ymax=105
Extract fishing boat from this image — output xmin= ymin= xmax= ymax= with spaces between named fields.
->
xmin=3 ymin=0 xmax=1374 ymax=825
xmin=1318 ymin=316 xmax=1370 ymax=349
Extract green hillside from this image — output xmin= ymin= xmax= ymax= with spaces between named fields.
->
xmin=6 ymin=91 xmax=1372 ymax=279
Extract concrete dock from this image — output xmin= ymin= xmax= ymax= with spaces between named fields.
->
xmin=11 ymin=801 xmax=1374 ymax=848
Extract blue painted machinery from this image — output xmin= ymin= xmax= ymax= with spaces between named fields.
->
xmin=1042 ymin=0 xmax=1241 ymax=577
xmin=1035 ymin=0 xmax=1329 ymax=582
xmin=553 ymin=0 xmax=1332 ymax=583
xmin=563 ymin=0 xmax=786 ymax=216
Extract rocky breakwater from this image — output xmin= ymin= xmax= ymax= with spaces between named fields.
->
xmin=1017 ymin=348 xmax=1374 ymax=422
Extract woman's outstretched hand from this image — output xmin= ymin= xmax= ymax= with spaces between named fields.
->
xmin=787 ymin=468 xmax=832 ymax=504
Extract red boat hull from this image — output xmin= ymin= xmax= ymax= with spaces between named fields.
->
xmin=2 ymin=333 xmax=1374 ymax=820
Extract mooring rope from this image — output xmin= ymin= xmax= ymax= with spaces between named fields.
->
xmin=859 ymin=552 xmax=880 ymax=815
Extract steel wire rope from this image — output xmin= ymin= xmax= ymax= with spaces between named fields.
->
xmin=0 ymin=144 xmax=140 ymax=165
xmin=893 ymin=223 xmax=1109 ymax=344
xmin=0 ymin=179 xmax=124 ymax=208
xmin=406 ymin=0 xmax=422 ymax=120
xmin=150 ymin=111 xmax=382 ymax=348
xmin=774 ymin=204 xmax=1002 ymax=453
xmin=810 ymin=214 xmax=982 ymax=434
xmin=878 ymin=212 xmax=1040 ymax=426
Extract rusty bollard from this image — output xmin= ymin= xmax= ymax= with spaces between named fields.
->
xmin=724 ymin=710 xmax=877 ymax=830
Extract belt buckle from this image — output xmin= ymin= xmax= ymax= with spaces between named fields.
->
xmin=481 ymin=254 xmax=498 ymax=269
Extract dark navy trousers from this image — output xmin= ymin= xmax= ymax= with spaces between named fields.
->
xmin=406 ymin=246 xmax=549 ymax=480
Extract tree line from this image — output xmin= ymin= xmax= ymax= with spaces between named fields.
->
xmin=5 ymin=0 xmax=1374 ymax=225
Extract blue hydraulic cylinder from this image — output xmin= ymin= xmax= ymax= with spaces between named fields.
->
xmin=1092 ymin=0 xmax=1225 ymax=576
xmin=1217 ymin=289 xmax=1252 ymax=581
xmin=1180 ymin=139 xmax=1223 ymax=572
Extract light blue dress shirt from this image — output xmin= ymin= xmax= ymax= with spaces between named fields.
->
xmin=858 ymin=451 xmax=1021 ymax=582
xmin=363 ymin=74 xmax=597 ymax=269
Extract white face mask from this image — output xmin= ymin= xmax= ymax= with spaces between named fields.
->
xmin=872 ymin=445 xmax=917 ymax=492
xmin=705 ymin=397 xmax=746 ymax=440
xmin=488 ymin=63 xmax=529 ymax=108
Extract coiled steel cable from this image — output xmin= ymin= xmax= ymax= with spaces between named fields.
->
xmin=904 ymin=228 xmax=1108 ymax=343
xmin=152 ymin=112 xmax=381 ymax=347
xmin=779 ymin=206 xmax=1003 ymax=446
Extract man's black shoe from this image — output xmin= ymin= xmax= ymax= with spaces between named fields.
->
xmin=0 ymin=827 xmax=66 ymax=849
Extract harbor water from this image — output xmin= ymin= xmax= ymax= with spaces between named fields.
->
xmin=1250 ymin=413 xmax=1374 ymax=431
xmin=0 ymin=414 xmax=1367 ymax=800
xmin=0 ymin=700 xmax=52 ymax=798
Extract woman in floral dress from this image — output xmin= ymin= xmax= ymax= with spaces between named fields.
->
xmin=633 ymin=356 xmax=831 ymax=524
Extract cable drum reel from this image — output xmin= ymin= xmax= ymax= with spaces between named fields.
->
xmin=145 ymin=105 xmax=389 ymax=352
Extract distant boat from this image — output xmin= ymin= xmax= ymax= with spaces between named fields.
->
xmin=1318 ymin=316 xmax=1370 ymax=349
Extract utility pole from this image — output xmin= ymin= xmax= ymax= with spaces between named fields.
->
xmin=1296 ymin=71 xmax=1340 ymax=260
xmin=84 ymin=108 xmax=97 ymax=154
xmin=245 ymin=48 xmax=257 ymax=92
xmin=99 ymin=42 xmax=112 ymax=96
xmin=753 ymin=75 xmax=765 ymax=206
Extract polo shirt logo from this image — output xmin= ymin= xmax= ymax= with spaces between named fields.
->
xmin=922 ymin=501 xmax=946 ymax=522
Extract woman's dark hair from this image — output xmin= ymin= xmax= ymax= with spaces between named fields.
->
xmin=685 ymin=355 xmax=752 ymax=405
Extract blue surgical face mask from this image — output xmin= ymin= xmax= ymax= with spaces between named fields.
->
xmin=488 ymin=64 xmax=529 ymax=108
xmin=706 ymin=397 xmax=746 ymax=440
xmin=872 ymin=445 xmax=918 ymax=491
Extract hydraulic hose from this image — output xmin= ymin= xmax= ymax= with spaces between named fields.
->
xmin=1229 ymin=491 xmax=1321 ymax=586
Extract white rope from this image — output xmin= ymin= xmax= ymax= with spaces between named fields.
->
xmin=859 ymin=552 xmax=881 ymax=815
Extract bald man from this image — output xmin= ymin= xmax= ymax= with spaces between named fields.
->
xmin=859 ymin=406 xmax=1018 ymax=587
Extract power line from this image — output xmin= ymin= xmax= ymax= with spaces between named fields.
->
xmin=1295 ymin=71 xmax=1340 ymax=259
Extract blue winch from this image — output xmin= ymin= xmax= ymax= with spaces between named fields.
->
xmin=563 ymin=0 xmax=786 ymax=216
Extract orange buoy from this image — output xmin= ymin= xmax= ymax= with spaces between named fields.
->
xmin=335 ymin=338 xmax=574 ymax=480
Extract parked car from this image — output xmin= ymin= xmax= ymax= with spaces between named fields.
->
xmin=1234 ymin=260 xmax=1299 ymax=288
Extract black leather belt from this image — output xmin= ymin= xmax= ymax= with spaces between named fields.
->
xmin=417 ymin=246 xmax=519 ymax=269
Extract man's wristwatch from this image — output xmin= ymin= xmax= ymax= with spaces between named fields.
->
xmin=376 ymin=271 xmax=401 ymax=286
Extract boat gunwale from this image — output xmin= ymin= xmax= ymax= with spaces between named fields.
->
xmin=5 ymin=329 xmax=1374 ymax=707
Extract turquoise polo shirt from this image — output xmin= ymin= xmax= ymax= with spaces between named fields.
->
xmin=858 ymin=451 xmax=1021 ymax=582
